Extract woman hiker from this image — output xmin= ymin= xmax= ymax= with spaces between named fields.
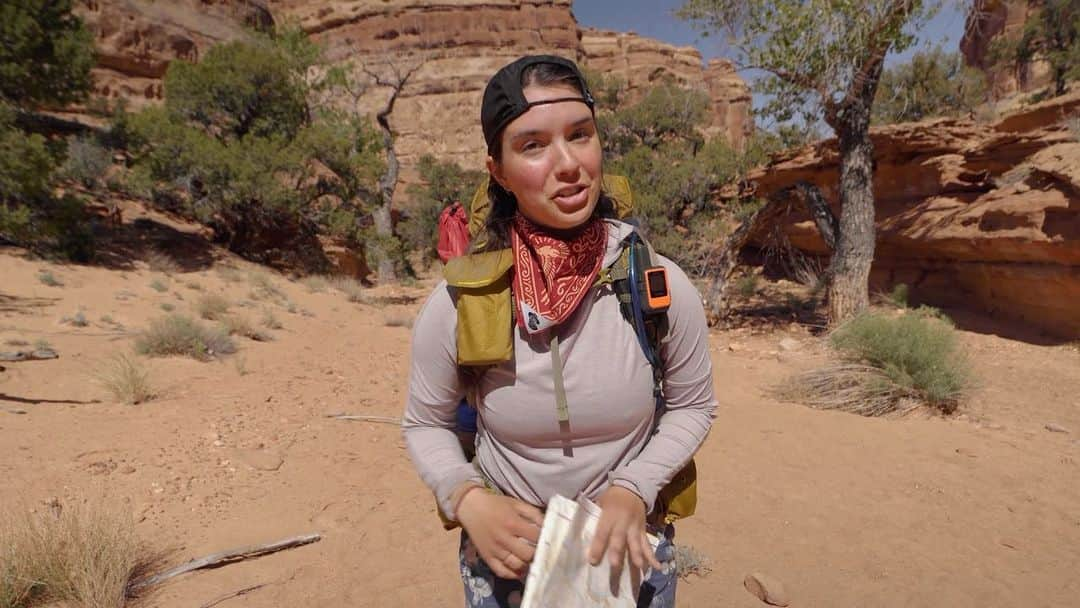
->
xmin=403 ymin=55 xmax=717 ymax=607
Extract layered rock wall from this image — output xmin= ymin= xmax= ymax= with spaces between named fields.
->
xmin=744 ymin=92 xmax=1080 ymax=340
xmin=961 ymin=0 xmax=1053 ymax=98
xmin=579 ymin=29 xmax=752 ymax=148
xmin=73 ymin=0 xmax=752 ymax=179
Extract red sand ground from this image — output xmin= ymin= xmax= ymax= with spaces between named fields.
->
xmin=2 ymin=211 xmax=1078 ymax=607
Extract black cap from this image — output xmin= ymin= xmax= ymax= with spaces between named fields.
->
xmin=481 ymin=55 xmax=595 ymax=152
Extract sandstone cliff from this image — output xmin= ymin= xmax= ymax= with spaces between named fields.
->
xmin=743 ymin=91 xmax=1080 ymax=340
xmin=73 ymin=0 xmax=753 ymax=180
xmin=961 ymin=0 xmax=1053 ymax=99
xmin=579 ymin=29 xmax=752 ymax=149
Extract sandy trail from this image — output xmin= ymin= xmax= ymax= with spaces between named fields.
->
xmin=1 ymin=242 xmax=1078 ymax=607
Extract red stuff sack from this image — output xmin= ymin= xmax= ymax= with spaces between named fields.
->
xmin=436 ymin=202 xmax=470 ymax=263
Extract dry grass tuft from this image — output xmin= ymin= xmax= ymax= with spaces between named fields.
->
xmin=145 ymin=251 xmax=180 ymax=275
xmin=62 ymin=310 xmax=89 ymax=327
xmin=247 ymin=272 xmax=284 ymax=300
xmin=147 ymin=279 xmax=167 ymax=293
xmin=216 ymin=266 xmax=245 ymax=283
xmin=300 ymin=275 xmax=329 ymax=293
xmin=37 ymin=271 xmax=62 ymax=287
xmin=0 ymin=499 xmax=165 ymax=608
xmin=331 ymin=277 xmax=368 ymax=304
xmin=673 ymin=544 xmax=712 ymax=580
xmin=773 ymin=309 xmax=968 ymax=416
xmin=260 ymin=309 xmax=282 ymax=330
xmin=1065 ymin=115 xmax=1080 ymax=142
xmin=218 ymin=315 xmax=272 ymax=342
xmin=771 ymin=363 xmax=917 ymax=417
xmin=94 ymin=353 xmax=155 ymax=405
xmin=135 ymin=314 xmax=235 ymax=361
xmin=194 ymin=294 xmax=230 ymax=321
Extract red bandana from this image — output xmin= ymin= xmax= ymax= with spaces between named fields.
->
xmin=510 ymin=214 xmax=607 ymax=334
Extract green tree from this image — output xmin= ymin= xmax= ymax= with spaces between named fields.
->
xmin=596 ymin=82 xmax=751 ymax=271
xmin=0 ymin=0 xmax=95 ymax=253
xmin=127 ymin=30 xmax=384 ymax=271
xmin=990 ymin=0 xmax=1080 ymax=97
xmin=401 ymin=154 xmax=483 ymax=259
xmin=873 ymin=47 xmax=987 ymax=124
xmin=0 ymin=0 xmax=94 ymax=108
xmin=679 ymin=0 xmax=939 ymax=323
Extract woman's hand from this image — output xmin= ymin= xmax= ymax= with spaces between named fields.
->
xmin=588 ymin=485 xmax=663 ymax=573
xmin=457 ymin=488 xmax=544 ymax=580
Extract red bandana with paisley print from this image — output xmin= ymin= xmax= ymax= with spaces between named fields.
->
xmin=510 ymin=214 xmax=606 ymax=335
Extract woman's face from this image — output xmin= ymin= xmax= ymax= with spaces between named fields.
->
xmin=487 ymin=83 xmax=603 ymax=231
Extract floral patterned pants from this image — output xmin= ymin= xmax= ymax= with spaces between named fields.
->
xmin=459 ymin=524 xmax=678 ymax=608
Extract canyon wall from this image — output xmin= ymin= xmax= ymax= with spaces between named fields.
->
xmin=744 ymin=91 xmax=1080 ymax=340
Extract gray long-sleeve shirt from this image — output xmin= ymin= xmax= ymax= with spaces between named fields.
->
xmin=403 ymin=221 xmax=717 ymax=520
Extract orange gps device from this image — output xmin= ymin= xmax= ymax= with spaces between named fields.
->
xmin=643 ymin=267 xmax=671 ymax=313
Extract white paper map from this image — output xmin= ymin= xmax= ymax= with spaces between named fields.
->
xmin=520 ymin=494 xmax=659 ymax=608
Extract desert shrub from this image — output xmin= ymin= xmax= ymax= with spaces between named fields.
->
xmin=158 ymin=303 xmax=174 ymax=312
xmin=872 ymin=48 xmax=987 ymax=124
xmin=1066 ymin=116 xmax=1080 ymax=142
xmin=331 ymin=276 xmax=367 ymax=303
xmin=734 ymin=274 xmax=758 ymax=298
xmin=135 ymin=314 xmax=235 ymax=361
xmin=94 ymin=353 xmax=155 ymax=405
xmin=673 ymin=544 xmax=712 ymax=579
xmin=0 ymin=115 xmax=54 ymax=207
xmin=62 ymin=310 xmax=88 ymax=327
xmin=194 ymin=293 xmax=230 ymax=320
xmin=148 ymin=279 xmax=167 ymax=293
xmin=300 ymin=275 xmax=328 ymax=292
xmin=732 ymin=197 xmax=765 ymax=223
xmin=0 ymin=499 xmax=160 ymax=608
xmin=125 ymin=29 xmax=384 ymax=270
xmin=0 ymin=2 xmax=95 ymax=251
xmin=260 ymin=308 xmax=282 ymax=329
xmin=218 ymin=314 xmax=272 ymax=341
xmin=145 ymin=251 xmax=180 ymax=274
xmin=247 ymin=271 xmax=284 ymax=300
xmin=33 ymin=339 xmax=52 ymax=352
xmin=885 ymin=283 xmax=909 ymax=308
xmin=829 ymin=309 xmax=968 ymax=410
xmin=61 ymin=135 xmax=111 ymax=188
xmin=37 ymin=271 xmax=62 ymax=287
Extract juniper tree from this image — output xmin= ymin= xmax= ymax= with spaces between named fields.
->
xmin=679 ymin=0 xmax=940 ymax=323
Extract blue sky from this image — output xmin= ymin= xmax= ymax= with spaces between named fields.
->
xmin=572 ymin=0 xmax=970 ymax=127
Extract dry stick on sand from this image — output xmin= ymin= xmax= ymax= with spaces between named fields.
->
xmin=135 ymin=533 xmax=321 ymax=589
xmin=198 ymin=582 xmax=269 ymax=608
xmin=326 ymin=413 xmax=402 ymax=425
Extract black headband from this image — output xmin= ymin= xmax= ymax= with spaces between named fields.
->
xmin=481 ymin=55 xmax=595 ymax=152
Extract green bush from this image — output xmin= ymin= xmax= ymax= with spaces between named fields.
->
xmin=873 ymin=47 xmax=986 ymax=124
xmin=886 ymin=283 xmax=909 ymax=308
xmin=126 ymin=29 xmax=384 ymax=267
xmin=135 ymin=314 xmax=236 ymax=361
xmin=61 ymin=135 xmax=111 ymax=188
xmin=194 ymin=293 xmax=230 ymax=320
xmin=829 ymin=309 xmax=968 ymax=410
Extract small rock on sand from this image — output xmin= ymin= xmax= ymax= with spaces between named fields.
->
xmin=1045 ymin=423 xmax=1069 ymax=434
xmin=232 ymin=448 xmax=284 ymax=471
xmin=744 ymin=572 xmax=790 ymax=606
xmin=778 ymin=338 xmax=801 ymax=352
